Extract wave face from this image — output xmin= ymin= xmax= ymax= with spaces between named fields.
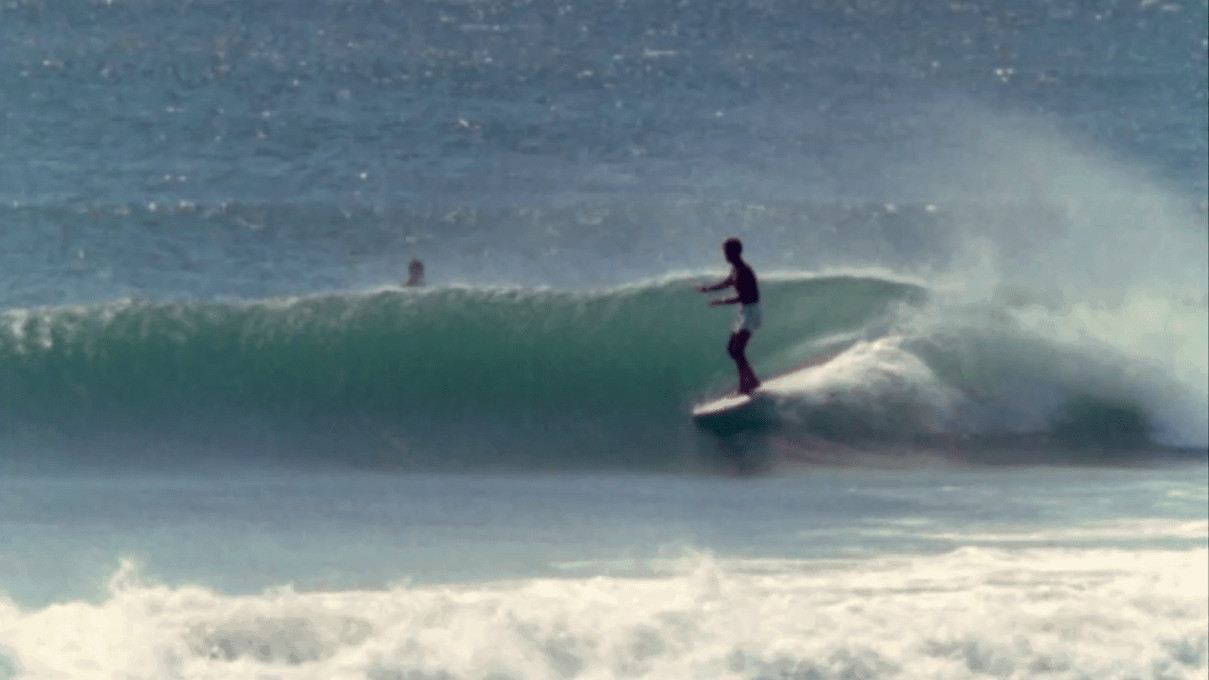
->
xmin=0 ymin=276 xmax=920 ymax=417
xmin=1 ymin=274 xmax=1203 ymax=471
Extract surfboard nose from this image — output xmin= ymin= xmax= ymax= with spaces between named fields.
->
xmin=691 ymin=392 xmax=779 ymax=435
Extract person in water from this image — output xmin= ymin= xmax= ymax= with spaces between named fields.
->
xmin=698 ymin=237 xmax=762 ymax=394
xmin=405 ymin=258 xmax=425 ymax=287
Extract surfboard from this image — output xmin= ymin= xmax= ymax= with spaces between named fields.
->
xmin=690 ymin=346 xmax=851 ymax=432
xmin=690 ymin=388 xmax=779 ymax=434
xmin=691 ymin=391 xmax=763 ymax=418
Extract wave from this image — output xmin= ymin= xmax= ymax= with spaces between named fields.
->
xmin=1 ymin=548 xmax=1205 ymax=679
xmin=0 ymin=275 xmax=919 ymax=415
xmin=0 ymin=274 xmax=1203 ymax=470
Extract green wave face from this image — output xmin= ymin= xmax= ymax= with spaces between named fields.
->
xmin=0 ymin=276 xmax=922 ymax=420
xmin=1 ymin=275 xmax=1198 ymax=470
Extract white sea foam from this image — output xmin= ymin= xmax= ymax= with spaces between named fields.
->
xmin=920 ymin=109 xmax=1209 ymax=448
xmin=770 ymin=336 xmax=963 ymax=434
xmin=1 ymin=547 xmax=1204 ymax=680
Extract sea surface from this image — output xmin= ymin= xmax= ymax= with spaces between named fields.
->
xmin=1 ymin=0 xmax=1207 ymax=677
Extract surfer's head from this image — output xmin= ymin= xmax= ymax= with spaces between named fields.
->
xmin=722 ymin=237 xmax=743 ymax=263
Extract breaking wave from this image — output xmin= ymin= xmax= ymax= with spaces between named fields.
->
xmin=0 ymin=273 xmax=1204 ymax=470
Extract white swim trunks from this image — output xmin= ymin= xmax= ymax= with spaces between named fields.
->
xmin=733 ymin=302 xmax=763 ymax=333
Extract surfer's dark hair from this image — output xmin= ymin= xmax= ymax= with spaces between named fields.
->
xmin=723 ymin=237 xmax=743 ymax=258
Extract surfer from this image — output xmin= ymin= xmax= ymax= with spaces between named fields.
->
xmin=405 ymin=258 xmax=425 ymax=287
xmin=699 ymin=237 xmax=762 ymax=394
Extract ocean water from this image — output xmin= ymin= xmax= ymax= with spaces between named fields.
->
xmin=2 ymin=0 xmax=1207 ymax=677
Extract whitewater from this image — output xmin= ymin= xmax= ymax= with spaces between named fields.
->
xmin=2 ymin=0 xmax=1207 ymax=677
xmin=1 ymin=471 xmax=1206 ymax=679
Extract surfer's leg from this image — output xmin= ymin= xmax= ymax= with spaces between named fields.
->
xmin=728 ymin=330 xmax=760 ymax=394
xmin=727 ymin=330 xmax=746 ymax=366
xmin=744 ymin=366 xmax=761 ymax=393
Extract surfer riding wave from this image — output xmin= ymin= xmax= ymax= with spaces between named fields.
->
xmin=699 ymin=237 xmax=762 ymax=395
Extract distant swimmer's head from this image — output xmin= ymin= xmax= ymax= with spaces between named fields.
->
xmin=406 ymin=258 xmax=425 ymax=287
xmin=722 ymin=237 xmax=743 ymax=263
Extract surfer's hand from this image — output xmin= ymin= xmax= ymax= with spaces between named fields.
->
xmin=709 ymin=299 xmax=724 ymax=307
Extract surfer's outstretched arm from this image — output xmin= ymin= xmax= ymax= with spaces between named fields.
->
xmin=698 ymin=275 xmax=734 ymax=294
